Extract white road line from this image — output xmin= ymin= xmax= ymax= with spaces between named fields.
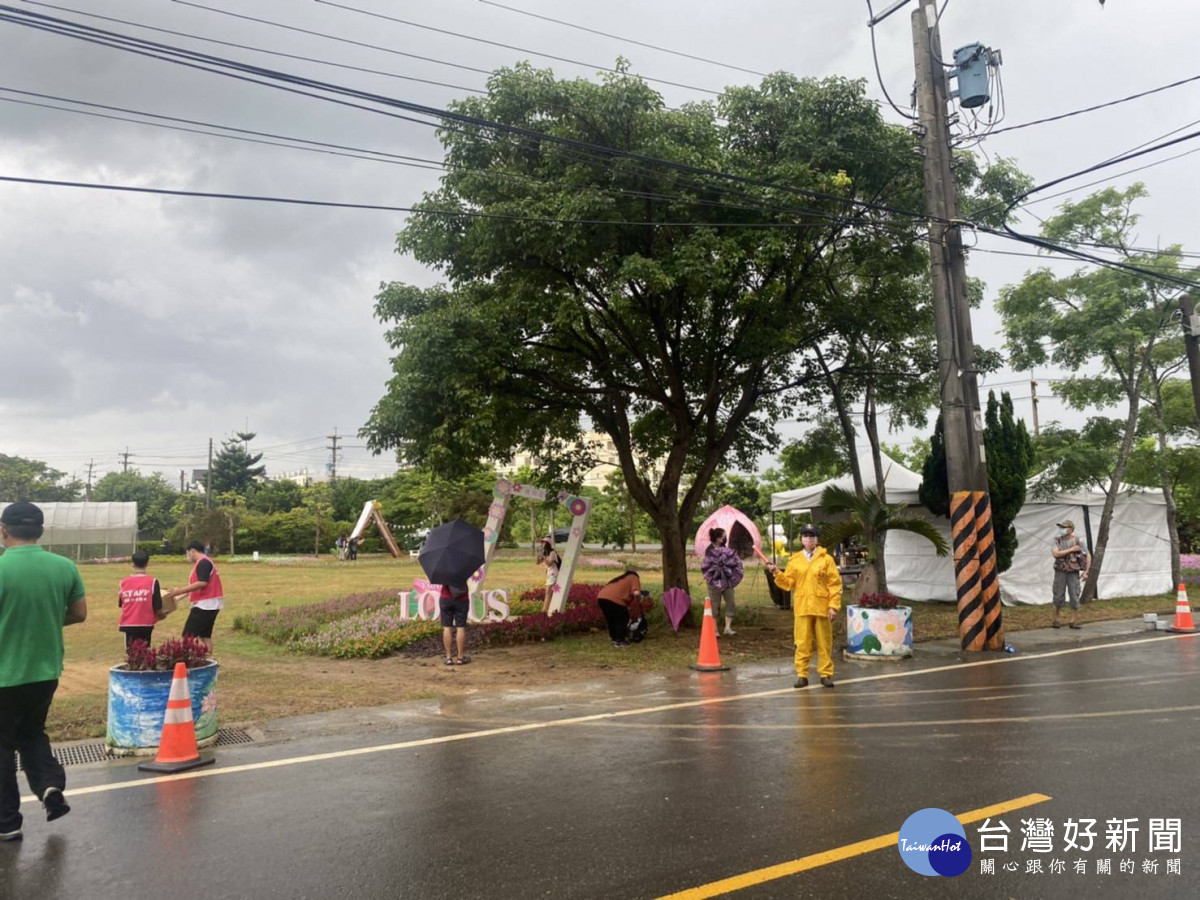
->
xmin=28 ymin=631 xmax=1196 ymax=802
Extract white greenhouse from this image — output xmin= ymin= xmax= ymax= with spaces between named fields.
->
xmin=0 ymin=501 xmax=138 ymax=560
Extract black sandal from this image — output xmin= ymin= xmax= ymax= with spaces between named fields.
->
xmin=444 ymin=657 xmax=454 ymax=666
xmin=455 ymin=655 xmax=471 ymax=665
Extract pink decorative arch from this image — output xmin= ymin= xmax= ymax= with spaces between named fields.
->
xmin=694 ymin=505 xmax=762 ymax=558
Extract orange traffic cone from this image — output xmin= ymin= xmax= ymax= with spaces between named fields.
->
xmin=1167 ymin=584 xmax=1198 ymax=634
xmin=138 ymin=663 xmax=216 ymax=773
xmin=689 ymin=599 xmax=729 ymax=672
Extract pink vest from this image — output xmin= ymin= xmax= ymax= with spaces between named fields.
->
xmin=189 ymin=555 xmax=224 ymax=605
xmin=118 ymin=573 xmax=158 ymax=628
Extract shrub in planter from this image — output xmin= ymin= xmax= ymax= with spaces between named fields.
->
xmin=108 ymin=635 xmax=218 ymax=753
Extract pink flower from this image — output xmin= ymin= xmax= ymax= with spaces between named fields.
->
xmin=569 ymin=498 xmax=588 ymax=516
xmin=868 ymin=610 xmax=909 ymax=652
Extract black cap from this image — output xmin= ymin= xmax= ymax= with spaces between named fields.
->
xmin=1 ymin=502 xmax=44 ymax=528
xmin=799 ymin=524 xmax=819 ymax=537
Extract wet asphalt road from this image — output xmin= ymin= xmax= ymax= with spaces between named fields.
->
xmin=2 ymin=625 xmax=1199 ymax=900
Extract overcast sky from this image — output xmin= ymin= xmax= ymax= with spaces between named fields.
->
xmin=2 ymin=0 xmax=1197 ymax=487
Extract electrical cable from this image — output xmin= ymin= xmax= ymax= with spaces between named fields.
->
xmin=865 ymin=0 xmax=917 ymax=122
xmin=314 ymin=0 xmax=725 ymax=94
xmin=0 ymin=5 xmax=939 ymax=230
xmin=0 ymin=174 xmax=910 ymax=230
xmin=3 ymin=86 xmax=866 ymax=222
xmin=475 ymin=0 xmax=768 ymax=77
xmin=20 ymin=0 xmax=486 ymax=94
xmin=985 ymin=72 xmax=1200 ymax=139
xmin=172 ymin=0 xmax=721 ymax=96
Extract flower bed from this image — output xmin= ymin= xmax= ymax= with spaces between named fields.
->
xmin=236 ymin=583 xmax=615 ymax=660
xmin=1181 ymin=554 xmax=1200 ymax=573
xmin=232 ymin=590 xmax=399 ymax=644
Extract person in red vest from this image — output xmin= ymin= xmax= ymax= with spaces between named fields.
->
xmin=117 ymin=550 xmax=164 ymax=649
xmin=164 ymin=540 xmax=224 ymax=652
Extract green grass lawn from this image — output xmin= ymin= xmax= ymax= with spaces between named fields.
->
xmin=50 ymin=552 xmax=1190 ymax=741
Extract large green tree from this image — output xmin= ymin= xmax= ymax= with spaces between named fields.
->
xmin=998 ymin=185 xmax=1194 ymax=600
xmin=363 ymin=68 xmax=946 ymax=589
xmin=0 ymin=454 xmax=81 ymax=502
xmin=210 ymin=434 xmax=266 ymax=495
xmin=91 ymin=470 xmax=178 ymax=537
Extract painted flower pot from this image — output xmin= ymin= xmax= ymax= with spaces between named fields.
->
xmin=106 ymin=660 xmax=218 ymax=753
xmin=846 ymin=606 xmax=913 ymax=658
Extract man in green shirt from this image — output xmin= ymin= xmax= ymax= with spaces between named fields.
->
xmin=0 ymin=502 xmax=88 ymax=842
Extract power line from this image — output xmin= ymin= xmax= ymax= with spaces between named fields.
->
xmin=474 ymin=0 xmax=769 ymax=77
xmin=174 ymin=0 xmax=721 ymax=96
xmin=21 ymin=0 xmax=486 ymax=94
xmin=985 ymin=71 xmax=1200 ymax=138
xmin=0 ymin=88 xmax=916 ymax=224
xmin=0 ymin=93 xmax=447 ymax=171
xmin=864 ymin=0 xmax=917 ymax=122
xmin=314 ymin=0 xmax=725 ymax=94
xmin=1019 ymin=145 xmax=1200 ymax=210
xmin=0 ymin=175 xmax=907 ymax=230
xmin=0 ymin=6 xmax=940 ymax=235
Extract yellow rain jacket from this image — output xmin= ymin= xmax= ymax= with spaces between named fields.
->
xmin=773 ymin=547 xmax=843 ymax=617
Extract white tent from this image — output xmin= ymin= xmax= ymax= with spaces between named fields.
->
xmin=770 ymin=454 xmax=1173 ymax=605
xmin=0 ymin=502 xmax=139 ymax=559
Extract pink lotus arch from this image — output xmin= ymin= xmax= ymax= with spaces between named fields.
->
xmin=694 ymin=505 xmax=762 ymax=558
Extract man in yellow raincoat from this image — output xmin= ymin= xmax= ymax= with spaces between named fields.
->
xmin=766 ymin=524 xmax=842 ymax=688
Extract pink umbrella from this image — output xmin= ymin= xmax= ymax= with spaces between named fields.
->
xmin=694 ymin=505 xmax=764 ymax=560
xmin=661 ymin=587 xmax=692 ymax=633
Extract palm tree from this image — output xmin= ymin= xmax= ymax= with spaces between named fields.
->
xmin=819 ymin=485 xmax=949 ymax=599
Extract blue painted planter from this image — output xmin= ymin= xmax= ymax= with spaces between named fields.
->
xmin=846 ymin=606 xmax=913 ymax=658
xmin=106 ymin=660 xmax=219 ymax=752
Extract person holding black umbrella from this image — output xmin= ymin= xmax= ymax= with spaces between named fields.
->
xmin=440 ymin=582 xmax=471 ymax=665
xmin=417 ymin=520 xmax=487 ymax=666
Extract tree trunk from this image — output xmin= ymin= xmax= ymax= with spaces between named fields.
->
xmin=1156 ymin=426 xmax=1183 ymax=587
xmin=818 ymin=347 xmax=863 ymax=493
xmin=863 ymin=387 xmax=889 ymax=593
xmin=1081 ymin=390 xmax=1142 ymax=603
xmin=852 ymin=561 xmax=878 ymax=604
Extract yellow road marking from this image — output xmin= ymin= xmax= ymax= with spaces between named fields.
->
xmin=656 ymin=793 xmax=1052 ymax=900
xmin=26 ymin=632 xmax=1193 ymax=803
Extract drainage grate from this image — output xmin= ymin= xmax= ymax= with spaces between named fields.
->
xmin=51 ymin=742 xmax=111 ymax=767
xmin=214 ymin=728 xmax=254 ymax=747
xmin=15 ymin=728 xmax=255 ymax=769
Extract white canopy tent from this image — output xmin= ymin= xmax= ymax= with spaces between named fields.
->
xmin=770 ymin=454 xmax=1173 ymax=605
xmin=0 ymin=501 xmax=139 ymax=560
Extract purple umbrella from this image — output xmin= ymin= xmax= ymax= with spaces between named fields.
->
xmin=661 ymin=587 xmax=692 ymax=633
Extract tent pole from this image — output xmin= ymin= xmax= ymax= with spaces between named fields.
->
xmin=770 ymin=510 xmax=776 ymax=565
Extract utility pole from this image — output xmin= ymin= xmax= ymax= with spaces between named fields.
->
xmin=1181 ymin=293 xmax=1200 ymax=426
xmin=206 ymin=438 xmax=214 ymax=509
xmin=1029 ymin=375 xmax=1041 ymax=438
xmin=85 ymin=459 xmax=95 ymax=501
xmin=912 ymin=0 xmax=1003 ymax=651
xmin=180 ymin=469 xmax=186 ymax=493
xmin=326 ymin=428 xmax=341 ymax=483
xmin=119 ymin=447 xmax=133 ymax=473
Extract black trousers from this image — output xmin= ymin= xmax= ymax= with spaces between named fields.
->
xmin=0 ymin=679 xmax=65 ymax=832
xmin=598 ymin=600 xmax=630 ymax=643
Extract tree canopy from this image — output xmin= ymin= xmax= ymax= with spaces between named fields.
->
xmin=362 ymin=66 xmax=965 ymax=588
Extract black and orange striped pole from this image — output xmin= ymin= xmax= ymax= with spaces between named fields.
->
xmin=913 ymin=0 xmax=1004 ymax=650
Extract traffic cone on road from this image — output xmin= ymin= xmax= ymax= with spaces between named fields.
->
xmin=1167 ymin=584 xmax=1198 ymax=634
xmin=689 ymin=599 xmax=729 ymax=672
xmin=138 ymin=663 xmax=216 ymax=773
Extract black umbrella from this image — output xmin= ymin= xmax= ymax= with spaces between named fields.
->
xmin=417 ymin=519 xmax=486 ymax=589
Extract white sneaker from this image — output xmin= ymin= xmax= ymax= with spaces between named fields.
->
xmin=0 ymin=828 xmax=21 ymax=842
xmin=723 ymin=627 xmax=736 ymax=636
